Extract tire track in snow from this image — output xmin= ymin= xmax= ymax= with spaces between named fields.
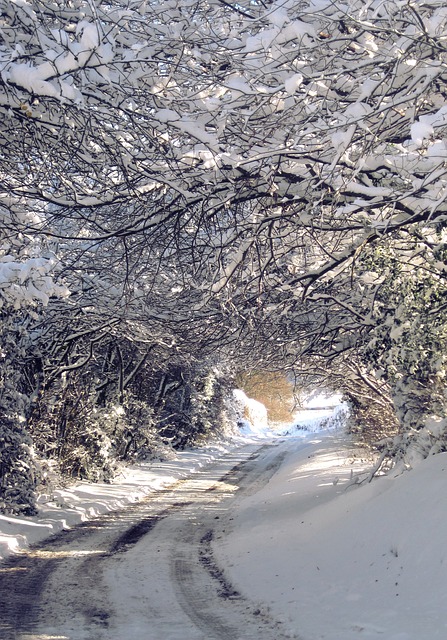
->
xmin=0 ymin=441 xmax=296 ymax=639
xmin=170 ymin=447 xmax=295 ymax=640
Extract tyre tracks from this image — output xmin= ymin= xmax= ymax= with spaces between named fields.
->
xmin=169 ymin=444 xmax=292 ymax=640
xmin=0 ymin=440 xmax=295 ymax=640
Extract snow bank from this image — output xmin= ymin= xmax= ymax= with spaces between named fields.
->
xmin=216 ymin=432 xmax=447 ymax=640
xmin=280 ymin=401 xmax=348 ymax=435
xmin=232 ymin=388 xmax=272 ymax=437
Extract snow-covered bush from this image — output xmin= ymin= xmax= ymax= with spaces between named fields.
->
xmin=358 ymin=233 xmax=447 ymax=463
xmin=30 ymin=377 xmax=175 ymax=482
xmin=0 ymin=202 xmax=69 ymax=513
xmin=113 ymin=394 xmax=175 ymax=462
xmin=344 ymin=392 xmax=400 ymax=448
xmin=0 ymin=415 xmax=37 ymax=515
xmin=29 ymin=379 xmax=118 ymax=482
xmin=152 ymin=364 xmax=233 ymax=448
xmin=0 ymin=310 xmax=40 ymax=514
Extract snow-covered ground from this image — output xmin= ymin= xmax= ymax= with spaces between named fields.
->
xmin=216 ymin=431 xmax=447 ymax=640
xmin=1 ymin=401 xmax=446 ymax=639
xmin=0 ymin=433 xmax=258 ymax=561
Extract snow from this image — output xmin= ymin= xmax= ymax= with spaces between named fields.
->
xmin=216 ymin=432 xmax=447 ymax=639
xmin=331 ymin=125 xmax=356 ymax=153
xmin=277 ymin=393 xmax=346 ymax=435
xmin=7 ymin=62 xmax=59 ymax=98
xmin=411 ymin=120 xmax=434 ymax=147
xmin=232 ymin=388 xmax=271 ymax=436
xmin=77 ymin=21 xmax=100 ymax=50
xmin=265 ymin=6 xmax=289 ymax=28
xmin=0 ymin=436 xmax=260 ymax=561
xmin=2 ymin=408 xmax=447 ymax=638
xmin=284 ymin=73 xmax=303 ymax=95
xmin=0 ymin=255 xmax=70 ymax=308
xmin=155 ymin=109 xmax=180 ymax=123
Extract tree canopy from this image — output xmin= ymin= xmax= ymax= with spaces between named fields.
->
xmin=1 ymin=0 xmax=447 ymax=512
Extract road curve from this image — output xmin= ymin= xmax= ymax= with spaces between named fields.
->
xmin=0 ymin=439 xmax=300 ymax=640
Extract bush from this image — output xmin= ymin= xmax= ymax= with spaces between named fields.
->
xmin=0 ymin=415 xmax=37 ymax=515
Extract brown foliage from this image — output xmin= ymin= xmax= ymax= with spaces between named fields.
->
xmin=235 ymin=371 xmax=295 ymax=422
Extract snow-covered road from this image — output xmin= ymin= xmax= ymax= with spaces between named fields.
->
xmin=0 ymin=439 xmax=297 ymax=640
xmin=2 ymin=428 xmax=447 ymax=640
